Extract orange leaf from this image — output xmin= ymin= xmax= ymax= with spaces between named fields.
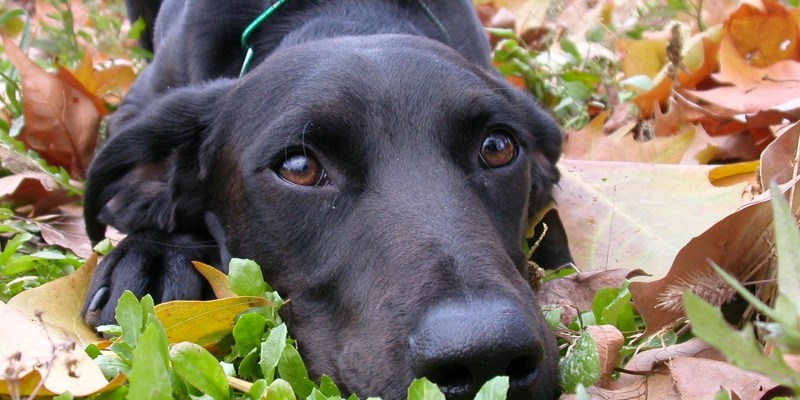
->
xmin=723 ymin=0 xmax=800 ymax=68
xmin=4 ymin=37 xmax=102 ymax=179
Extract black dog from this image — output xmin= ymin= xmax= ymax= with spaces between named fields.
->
xmin=82 ymin=1 xmax=571 ymax=398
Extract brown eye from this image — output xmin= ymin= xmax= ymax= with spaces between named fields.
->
xmin=479 ymin=131 xmax=517 ymax=168
xmin=278 ymin=153 xmax=330 ymax=186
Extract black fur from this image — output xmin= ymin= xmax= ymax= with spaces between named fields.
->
xmin=83 ymin=1 xmax=571 ymax=399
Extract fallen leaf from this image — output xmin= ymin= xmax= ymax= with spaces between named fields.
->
xmin=616 ymin=39 xmax=667 ymax=79
xmin=7 ymin=254 xmax=99 ymax=345
xmin=155 ymin=296 xmax=271 ymax=346
xmin=0 ymin=302 xmax=123 ymax=397
xmin=564 ymin=112 xmax=708 ymax=163
xmin=34 ymin=204 xmax=93 ymax=258
xmin=0 ymin=172 xmax=77 ymax=215
xmin=670 ymin=357 xmax=779 ymax=398
xmin=4 ymin=37 xmax=101 ymax=179
xmin=586 ymin=325 xmax=624 ymax=388
xmin=722 ymin=0 xmax=800 ymax=68
xmin=629 ymin=177 xmax=800 ymax=336
xmin=555 ymin=159 xmax=748 ymax=274
xmin=632 ymin=27 xmax=722 ymax=117
xmin=760 ymin=121 xmax=800 ymax=186
xmin=193 ymin=261 xmax=236 ymax=299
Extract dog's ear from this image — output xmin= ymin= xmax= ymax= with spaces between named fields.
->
xmin=84 ymin=81 xmax=233 ymax=243
xmin=522 ymin=100 xmax=573 ymax=270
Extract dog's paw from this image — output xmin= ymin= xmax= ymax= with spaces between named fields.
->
xmin=82 ymin=230 xmax=220 ymax=328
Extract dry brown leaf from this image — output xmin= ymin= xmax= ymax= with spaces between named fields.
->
xmin=670 ymin=357 xmax=778 ymax=399
xmin=723 ymin=0 xmax=800 ymax=68
xmin=629 ymin=177 xmax=800 ymax=336
xmin=555 ymin=159 xmax=747 ymax=274
xmin=4 ymin=37 xmax=101 ymax=179
xmin=0 ymin=301 xmax=123 ymax=397
xmin=538 ymin=269 xmax=642 ymax=324
xmin=761 ymin=121 xmax=800 ymax=186
xmin=0 ymin=172 xmax=77 ymax=215
xmin=586 ymin=325 xmax=624 ymax=388
xmin=564 ymin=112 xmax=710 ymax=164
xmin=614 ymin=338 xmax=723 ymax=386
xmin=34 ymin=204 xmax=93 ymax=258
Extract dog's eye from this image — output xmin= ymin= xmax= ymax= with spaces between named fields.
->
xmin=479 ymin=131 xmax=518 ymax=168
xmin=278 ymin=153 xmax=330 ymax=186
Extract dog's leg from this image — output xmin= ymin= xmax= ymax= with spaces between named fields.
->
xmin=82 ymin=230 xmax=220 ymax=327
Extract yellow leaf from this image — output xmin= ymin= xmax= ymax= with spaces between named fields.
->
xmin=156 ymin=297 xmax=271 ymax=346
xmin=193 ymin=261 xmax=236 ymax=299
xmin=616 ymin=39 xmax=667 ymax=79
xmin=7 ymin=254 xmax=100 ymax=345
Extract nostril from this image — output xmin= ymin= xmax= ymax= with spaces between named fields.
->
xmin=505 ymin=355 xmax=539 ymax=385
xmin=425 ymin=364 xmax=472 ymax=395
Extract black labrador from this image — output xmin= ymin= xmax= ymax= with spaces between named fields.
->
xmin=82 ymin=1 xmax=572 ymax=398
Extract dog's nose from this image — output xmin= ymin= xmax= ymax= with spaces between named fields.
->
xmin=408 ymin=299 xmax=544 ymax=399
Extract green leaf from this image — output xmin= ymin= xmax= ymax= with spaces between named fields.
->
xmin=318 ymin=374 xmax=342 ymax=398
xmin=261 ymin=323 xmax=288 ymax=383
xmin=0 ymin=232 xmax=32 ymax=265
xmin=234 ymin=313 xmax=267 ymax=356
xmin=591 ymin=282 xmax=635 ymax=331
xmin=558 ymin=330 xmax=600 ymax=393
xmin=229 ymin=258 xmax=268 ymax=296
xmin=265 ymin=379 xmax=296 ymax=400
xmin=406 ymin=378 xmax=445 ymax=400
xmin=170 ymin=342 xmax=231 ymax=400
xmin=684 ymin=291 xmax=800 ymax=389
xmin=93 ymin=238 xmax=114 ymax=255
xmin=770 ymin=182 xmax=800 ymax=314
xmin=127 ymin=319 xmax=172 ymax=400
xmin=249 ymin=379 xmax=268 ymax=400
xmin=247 ymin=379 xmax=268 ymax=400
xmin=277 ymin=343 xmax=315 ymax=398
xmin=53 ymin=392 xmax=74 ymax=400
xmin=116 ymin=290 xmax=143 ymax=348
xmin=475 ymin=376 xmax=509 ymax=400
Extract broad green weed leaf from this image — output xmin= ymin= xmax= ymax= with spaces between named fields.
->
xmin=115 ymin=291 xmax=143 ymax=347
xmin=474 ymin=376 xmax=509 ymax=400
xmin=266 ymin=379 xmax=295 ymax=400
xmin=249 ymin=379 xmax=268 ymax=400
xmin=770 ymin=182 xmax=800 ymax=314
xmin=127 ymin=319 xmax=171 ymax=400
xmin=558 ymin=330 xmax=600 ymax=393
xmin=277 ymin=343 xmax=315 ymax=398
xmin=318 ymin=375 xmax=342 ymax=398
xmin=684 ymin=292 xmax=800 ymax=389
xmin=234 ymin=312 xmax=267 ymax=356
xmin=591 ymin=282 xmax=635 ymax=331
xmin=229 ymin=258 xmax=268 ymax=296
xmin=261 ymin=323 xmax=288 ymax=383
xmin=406 ymin=378 xmax=445 ymax=400
xmin=307 ymin=388 xmax=329 ymax=400
xmin=239 ymin=350 xmax=262 ymax=381
xmin=170 ymin=342 xmax=231 ymax=400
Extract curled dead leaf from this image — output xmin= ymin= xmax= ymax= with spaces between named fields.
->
xmin=586 ymin=325 xmax=624 ymax=388
xmin=3 ymin=37 xmax=102 ymax=179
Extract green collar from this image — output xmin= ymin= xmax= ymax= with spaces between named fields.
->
xmin=239 ymin=0 xmax=451 ymax=77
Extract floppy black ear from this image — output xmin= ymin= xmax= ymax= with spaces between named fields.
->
xmin=84 ymin=80 xmax=233 ymax=243
xmin=523 ymin=102 xmax=573 ymax=270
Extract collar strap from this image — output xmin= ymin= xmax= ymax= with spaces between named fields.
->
xmin=239 ymin=0 xmax=451 ymax=77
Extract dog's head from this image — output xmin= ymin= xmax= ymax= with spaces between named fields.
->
xmin=88 ymin=34 xmax=568 ymax=399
